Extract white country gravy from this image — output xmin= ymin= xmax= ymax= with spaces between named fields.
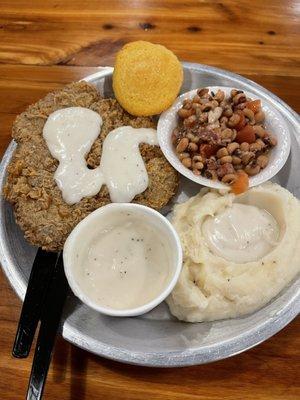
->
xmin=43 ymin=107 xmax=158 ymax=204
xmin=202 ymin=203 xmax=279 ymax=263
xmin=100 ymin=125 xmax=157 ymax=202
xmin=43 ymin=107 xmax=103 ymax=204
xmin=72 ymin=212 xmax=173 ymax=310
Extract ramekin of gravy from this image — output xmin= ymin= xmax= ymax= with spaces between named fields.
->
xmin=63 ymin=203 xmax=182 ymax=317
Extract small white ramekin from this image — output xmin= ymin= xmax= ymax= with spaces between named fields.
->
xmin=63 ymin=203 xmax=182 ymax=317
xmin=157 ymin=86 xmax=291 ymax=189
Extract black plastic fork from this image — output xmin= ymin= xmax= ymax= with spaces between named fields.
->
xmin=12 ymin=249 xmax=59 ymax=358
xmin=26 ymin=252 xmax=68 ymax=400
xmin=12 ymin=249 xmax=68 ymax=400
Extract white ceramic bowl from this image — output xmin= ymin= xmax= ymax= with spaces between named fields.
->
xmin=157 ymin=86 xmax=291 ymax=189
xmin=63 ymin=203 xmax=182 ymax=317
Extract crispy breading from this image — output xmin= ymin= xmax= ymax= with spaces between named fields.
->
xmin=3 ymin=81 xmax=179 ymax=251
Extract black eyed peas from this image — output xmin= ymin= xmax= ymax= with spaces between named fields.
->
xmin=173 ymin=87 xmax=277 ymax=187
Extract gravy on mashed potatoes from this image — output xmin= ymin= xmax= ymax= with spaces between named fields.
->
xmin=202 ymin=203 xmax=279 ymax=263
xmin=167 ymin=182 xmax=300 ymax=322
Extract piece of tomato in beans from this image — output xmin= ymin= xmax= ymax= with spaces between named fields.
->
xmin=236 ymin=124 xmax=256 ymax=144
xmin=235 ymin=112 xmax=246 ymax=131
xmin=231 ymin=171 xmax=249 ymax=195
xmin=245 ymin=100 xmax=261 ymax=114
xmin=200 ymin=144 xmax=219 ymax=158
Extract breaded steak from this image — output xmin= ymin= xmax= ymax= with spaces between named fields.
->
xmin=3 ymin=82 xmax=179 ymax=251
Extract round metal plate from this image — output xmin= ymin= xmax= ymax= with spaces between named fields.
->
xmin=0 ymin=63 xmax=299 ymax=367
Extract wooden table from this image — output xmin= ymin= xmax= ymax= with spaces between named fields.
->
xmin=0 ymin=1 xmax=299 ymax=399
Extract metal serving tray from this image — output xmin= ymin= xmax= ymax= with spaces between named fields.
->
xmin=0 ymin=63 xmax=299 ymax=367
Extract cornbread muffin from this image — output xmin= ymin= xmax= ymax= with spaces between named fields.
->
xmin=113 ymin=41 xmax=183 ymax=116
xmin=3 ymin=81 xmax=179 ymax=251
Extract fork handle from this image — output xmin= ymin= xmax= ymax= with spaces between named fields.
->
xmin=26 ymin=253 xmax=68 ymax=400
xmin=12 ymin=249 xmax=59 ymax=358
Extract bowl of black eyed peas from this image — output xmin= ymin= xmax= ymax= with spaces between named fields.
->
xmin=158 ymin=86 xmax=291 ymax=194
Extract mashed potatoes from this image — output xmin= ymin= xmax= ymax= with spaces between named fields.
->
xmin=167 ymin=182 xmax=300 ymax=322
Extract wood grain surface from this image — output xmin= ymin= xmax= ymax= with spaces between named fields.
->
xmin=0 ymin=1 xmax=299 ymax=399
